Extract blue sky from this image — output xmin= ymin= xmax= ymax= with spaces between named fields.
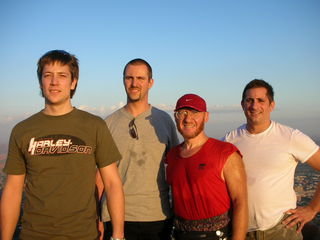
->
xmin=0 ymin=0 xmax=319 ymax=144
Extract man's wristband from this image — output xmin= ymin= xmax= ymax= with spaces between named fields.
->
xmin=110 ymin=237 xmax=125 ymax=240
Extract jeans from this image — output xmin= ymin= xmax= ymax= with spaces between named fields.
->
xmin=246 ymin=215 xmax=303 ymax=240
xmin=103 ymin=219 xmax=173 ymax=240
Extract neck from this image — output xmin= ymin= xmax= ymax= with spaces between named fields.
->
xmin=43 ymin=102 xmax=74 ymax=116
xmin=125 ymin=101 xmax=150 ymax=117
xmin=246 ymin=120 xmax=272 ymax=134
xmin=183 ymin=132 xmax=209 ymax=150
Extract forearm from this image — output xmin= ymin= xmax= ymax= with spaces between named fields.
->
xmin=95 ymin=170 xmax=105 ymax=201
xmin=1 ymin=185 xmax=23 ymax=240
xmin=283 ymin=156 xmax=320 ymax=232
xmin=308 ymin=181 xmax=320 ymax=215
xmin=231 ymin=199 xmax=248 ymax=240
xmin=106 ymin=182 xmax=125 ymax=238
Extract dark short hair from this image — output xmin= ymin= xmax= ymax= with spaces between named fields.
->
xmin=37 ymin=50 xmax=79 ymax=98
xmin=242 ymin=79 xmax=274 ymax=103
xmin=123 ymin=58 xmax=152 ymax=80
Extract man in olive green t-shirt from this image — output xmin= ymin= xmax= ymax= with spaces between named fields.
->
xmin=0 ymin=50 xmax=125 ymax=240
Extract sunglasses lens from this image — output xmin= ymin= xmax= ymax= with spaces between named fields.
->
xmin=129 ymin=119 xmax=138 ymax=139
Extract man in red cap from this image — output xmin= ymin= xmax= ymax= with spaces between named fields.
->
xmin=166 ymin=93 xmax=248 ymax=240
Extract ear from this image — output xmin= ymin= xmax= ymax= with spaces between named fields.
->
xmin=39 ymin=84 xmax=44 ymax=97
xmin=148 ymin=78 xmax=154 ymax=89
xmin=241 ymin=100 xmax=245 ymax=111
xmin=270 ymin=101 xmax=275 ymax=112
xmin=71 ymin=78 xmax=78 ymax=90
xmin=204 ymin=112 xmax=209 ymax=123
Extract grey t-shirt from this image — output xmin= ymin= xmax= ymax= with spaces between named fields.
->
xmin=102 ymin=106 xmax=179 ymax=221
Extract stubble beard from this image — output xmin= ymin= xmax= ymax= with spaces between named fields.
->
xmin=127 ymin=94 xmax=141 ymax=102
xmin=178 ymin=120 xmax=205 ymax=140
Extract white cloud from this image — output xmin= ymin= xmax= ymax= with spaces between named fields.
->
xmin=0 ymin=112 xmax=33 ymax=124
xmin=153 ymin=103 xmax=243 ymax=113
xmin=110 ymin=101 xmax=125 ymax=111
xmin=208 ymin=104 xmax=242 ymax=113
xmin=78 ymin=102 xmax=125 ymax=117
xmin=154 ymin=103 xmax=175 ymax=111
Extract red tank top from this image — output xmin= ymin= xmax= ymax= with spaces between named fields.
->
xmin=166 ymin=138 xmax=240 ymax=220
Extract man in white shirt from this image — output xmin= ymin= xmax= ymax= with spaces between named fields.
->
xmin=224 ymin=79 xmax=320 ymax=240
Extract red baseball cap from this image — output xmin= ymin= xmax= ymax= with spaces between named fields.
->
xmin=175 ymin=94 xmax=207 ymax=112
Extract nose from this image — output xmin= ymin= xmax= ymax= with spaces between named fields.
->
xmin=250 ymin=100 xmax=258 ymax=109
xmin=183 ymin=112 xmax=192 ymax=122
xmin=130 ymin=78 xmax=139 ymax=87
xmin=50 ymin=75 xmax=59 ymax=85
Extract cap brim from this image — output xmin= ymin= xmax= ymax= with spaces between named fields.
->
xmin=175 ymin=105 xmax=203 ymax=112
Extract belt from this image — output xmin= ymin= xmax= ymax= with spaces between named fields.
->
xmin=174 ymin=225 xmax=230 ymax=240
xmin=174 ymin=212 xmax=230 ymax=232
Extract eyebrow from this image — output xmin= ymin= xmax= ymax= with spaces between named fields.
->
xmin=43 ymin=71 xmax=70 ymax=74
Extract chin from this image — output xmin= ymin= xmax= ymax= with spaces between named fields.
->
xmin=178 ymin=131 xmax=197 ymax=140
xmin=128 ymin=97 xmax=141 ymax=102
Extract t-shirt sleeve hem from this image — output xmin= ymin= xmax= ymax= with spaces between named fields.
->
xmin=3 ymin=168 xmax=26 ymax=175
xmin=97 ymin=155 xmax=121 ymax=169
xmin=301 ymin=146 xmax=320 ymax=163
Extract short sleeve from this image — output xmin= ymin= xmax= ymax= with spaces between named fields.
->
xmin=95 ymin=121 xmax=121 ymax=168
xmin=290 ymin=129 xmax=319 ymax=163
xmin=3 ymin=128 xmax=26 ymax=175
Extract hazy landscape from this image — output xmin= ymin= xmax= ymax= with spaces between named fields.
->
xmin=1 ymin=138 xmax=319 ymax=235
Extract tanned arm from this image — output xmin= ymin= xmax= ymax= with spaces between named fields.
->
xmin=284 ymin=149 xmax=320 ymax=233
xmin=1 ymin=174 xmax=25 ymax=240
xmin=99 ymin=162 xmax=125 ymax=239
xmin=223 ymin=152 xmax=248 ymax=240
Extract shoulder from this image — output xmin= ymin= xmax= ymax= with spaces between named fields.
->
xmin=11 ymin=111 xmax=43 ymax=133
xmin=151 ymin=106 xmax=174 ymax=123
xmin=72 ymin=109 xmax=108 ymax=132
xmin=151 ymin=106 xmax=171 ymax=117
xmin=224 ymin=124 xmax=247 ymax=142
xmin=75 ymin=108 xmax=105 ymax=124
xmin=272 ymin=121 xmax=317 ymax=146
xmin=105 ymin=108 xmax=125 ymax=126
xmin=208 ymin=138 xmax=239 ymax=151
xmin=271 ymin=121 xmax=296 ymax=135
xmin=268 ymin=121 xmax=304 ymax=143
xmin=206 ymin=139 xmax=242 ymax=169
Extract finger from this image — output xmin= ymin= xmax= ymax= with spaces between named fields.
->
xmin=296 ymin=221 xmax=305 ymax=233
xmin=284 ymin=209 xmax=296 ymax=214
xmin=285 ymin=214 xmax=304 ymax=228
xmin=285 ymin=219 xmax=297 ymax=229
xmin=282 ymin=215 xmax=296 ymax=225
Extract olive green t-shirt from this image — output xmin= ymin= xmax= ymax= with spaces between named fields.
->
xmin=4 ymin=108 xmax=121 ymax=240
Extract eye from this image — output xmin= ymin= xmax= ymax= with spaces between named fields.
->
xmin=180 ymin=110 xmax=188 ymax=116
xmin=43 ymin=73 xmax=51 ymax=78
xmin=175 ymin=110 xmax=187 ymax=119
xmin=59 ymin=73 xmax=68 ymax=78
xmin=190 ymin=110 xmax=198 ymax=115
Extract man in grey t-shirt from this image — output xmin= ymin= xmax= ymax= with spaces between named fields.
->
xmin=97 ymin=58 xmax=179 ymax=240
